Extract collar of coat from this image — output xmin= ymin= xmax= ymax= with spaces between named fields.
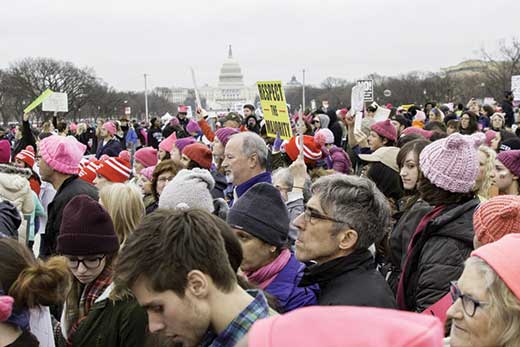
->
xmin=0 ymin=163 xmax=32 ymax=179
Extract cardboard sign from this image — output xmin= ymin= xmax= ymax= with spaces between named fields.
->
xmin=351 ymin=84 xmax=365 ymax=131
xmin=512 ymin=75 xmax=520 ymax=101
xmin=24 ymin=89 xmax=53 ymax=113
xmin=42 ymin=92 xmax=68 ymax=112
xmin=373 ymin=106 xmax=392 ymax=122
xmin=256 ymin=81 xmax=293 ymax=140
xmin=357 ymin=79 xmax=374 ymax=102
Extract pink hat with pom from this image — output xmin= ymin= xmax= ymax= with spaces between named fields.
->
xmin=40 ymin=135 xmax=86 ymax=175
xmin=419 ymin=133 xmax=484 ymax=193
xmin=140 ymin=166 xmax=155 ymax=181
xmin=103 ymin=122 xmax=117 ymax=136
xmin=247 ymin=306 xmax=443 ymax=347
xmin=159 ymin=133 xmax=177 ymax=153
xmin=118 ymin=150 xmax=131 ymax=163
xmin=484 ymin=130 xmax=497 ymax=147
xmin=314 ymin=128 xmax=335 ymax=146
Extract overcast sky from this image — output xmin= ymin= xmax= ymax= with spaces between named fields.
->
xmin=1 ymin=0 xmax=518 ymax=91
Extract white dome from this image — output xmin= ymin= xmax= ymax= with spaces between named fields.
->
xmin=218 ymin=45 xmax=244 ymax=87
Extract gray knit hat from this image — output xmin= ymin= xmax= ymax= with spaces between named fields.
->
xmin=227 ymin=183 xmax=289 ymax=247
xmin=158 ymin=168 xmax=215 ymax=212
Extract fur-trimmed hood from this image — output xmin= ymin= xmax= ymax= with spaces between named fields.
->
xmin=0 ymin=163 xmax=32 ymax=179
xmin=0 ymin=164 xmax=32 ymax=203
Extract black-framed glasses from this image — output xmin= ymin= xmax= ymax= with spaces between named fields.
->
xmin=302 ymin=207 xmax=345 ymax=225
xmin=450 ymin=281 xmax=489 ymax=317
xmin=66 ymin=256 xmax=105 ymax=270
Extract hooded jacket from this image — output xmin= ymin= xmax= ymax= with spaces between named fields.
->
xmin=0 ymin=200 xmax=22 ymax=237
xmin=0 ymin=164 xmax=34 ymax=241
xmin=299 ymin=249 xmax=396 ymax=308
xmin=326 ymin=110 xmax=343 ymax=147
xmin=399 ymin=198 xmax=478 ymax=312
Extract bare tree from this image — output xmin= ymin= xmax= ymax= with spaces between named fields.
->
xmin=481 ymin=37 xmax=520 ymax=99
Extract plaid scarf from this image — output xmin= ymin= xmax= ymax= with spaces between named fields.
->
xmin=66 ymin=266 xmax=113 ymax=346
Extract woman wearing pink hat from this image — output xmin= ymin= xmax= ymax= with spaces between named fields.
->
xmin=446 ymin=234 xmax=520 ymax=347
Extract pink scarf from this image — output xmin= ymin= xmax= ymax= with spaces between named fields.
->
xmin=245 ymin=249 xmax=292 ymax=289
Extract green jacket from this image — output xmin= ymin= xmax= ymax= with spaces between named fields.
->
xmin=58 ymin=285 xmax=147 ymax=347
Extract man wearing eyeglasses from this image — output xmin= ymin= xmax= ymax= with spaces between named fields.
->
xmin=295 ymin=174 xmax=396 ymax=308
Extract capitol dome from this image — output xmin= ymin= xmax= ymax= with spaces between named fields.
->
xmin=218 ymin=45 xmax=244 ymax=87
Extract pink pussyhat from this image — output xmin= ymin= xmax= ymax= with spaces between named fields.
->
xmin=0 ymin=296 xmax=14 ymax=322
xmin=159 ymin=132 xmax=177 ymax=153
xmin=247 ymin=306 xmax=443 ymax=347
xmin=39 ymin=135 xmax=86 ymax=175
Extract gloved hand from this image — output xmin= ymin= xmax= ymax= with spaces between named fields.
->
xmin=273 ymin=132 xmax=283 ymax=152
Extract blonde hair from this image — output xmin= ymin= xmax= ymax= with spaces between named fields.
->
xmin=475 ymin=146 xmax=496 ymax=200
xmin=466 ymin=257 xmax=520 ymax=347
xmin=77 ymin=123 xmax=87 ymax=136
xmin=99 ymin=183 xmax=145 ymax=245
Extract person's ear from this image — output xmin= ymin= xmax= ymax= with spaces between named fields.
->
xmin=337 ymin=228 xmax=358 ymax=250
xmin=186 ymin=270 xmax=209 ymax=298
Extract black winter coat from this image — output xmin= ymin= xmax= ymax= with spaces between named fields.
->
xmin=501 ymin=99 xmax=514 ymax=127
xmin=147 ymin=127 xmax=163 ymax=149
xmin=12 ymin=120 xmax=37 ymax=160
xmin=95 ymin=138 xmax=122 ymax=159
xmin=400 ymin=198 xmax=478 ymax=312
xmin=40 ymin=176 xmax=98 ymax=257
xmin=299 ymin=249 xmax=396 ymax=308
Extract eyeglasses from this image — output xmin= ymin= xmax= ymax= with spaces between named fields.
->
xmin=450 ymin=281 xmax=489 ymax=317
xmin=158 ymin=176 xmax=175 ymax=183
xmin=312 ymin=120 xmax=320 ymax=124
xmin=67 ymin=256 xmax=105 ymax=269
xmin=302 ymin=207 xmax=345 ymax=225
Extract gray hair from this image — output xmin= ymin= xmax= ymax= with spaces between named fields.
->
xmin=311 ymin=174 xmax=391 ymax=249
xmin=234 ymin=132 xmax=268 ymax=169
xmin=272 ymin=167 xmax=312 ymax=201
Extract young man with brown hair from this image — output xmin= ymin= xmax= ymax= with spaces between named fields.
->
xmin=114 ymin=209 xmax=270 ymax=347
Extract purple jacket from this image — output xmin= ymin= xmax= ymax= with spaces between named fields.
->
xmin=265 ymin=253 xmax=319 ymax=313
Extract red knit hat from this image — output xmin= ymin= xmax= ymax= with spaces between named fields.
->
xmin=497 ymin=150 xmax=520 ymax=178
xmin=182 ymin=143 xmax=212 ymax=170
xmin=79 ymin=160 xmax=101 ymax=184
xmin=15 ymin=145 xmax=36 ymax=167
xmin=96 ymin=157 xmax=132 ymax=183
xmin=285 ymin=135 xmax=322 ymax=165
xmin=371 ymin=119 xmax=397 ymax=142
xmin=474 ymin=195 xmax=520 ymax=245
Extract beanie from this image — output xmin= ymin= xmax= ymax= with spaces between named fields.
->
xmin=285 ymin=135 xmax=322 ymax=165
xmin=186 ymin=119 xmax=201 ymax=134
xmin=472 ymin=234 xmax=520 ymax=301
xmin=419 ymin=133 xmax=484 ymax=193
xmin=497 ymin=149 xmax=520 ymax=178
xmin=247 ymin=306 xmax=443 ymax=347
xmin=15 ymin=145 xmax=35 ymax=167
xmin=182 ymin=143 xmax=212 ymax=170
xmin=134 ymin=147 xmax=158 ymax=168
xmin=178 ymin=105 xmax=189 ymax=113
xmin=227 ymin=183 xmax=289 ymax=247
xmin=140 ymin=166 xmax=155 ymax=181
xmin=0 ymin=140 xmax=11 ymax=164
xmin=57 ymin=195 xmax=119 ymax=255
xmin=39 ymin=135 xmax=86 ymax=175
xmin=96 ymin=157 xmax=132 ymax=183
xmin=78 ymin=160 xmax=101 ymax=184
xmin=400 ymin=127 xmax=433 ymax=139
xmin=174 ymin=137 xmax=196 ymax=153
xmin=69 ymin=123 xmax=78 ymax=132
xmin=0 ymin=296 xmax=14 ymax=322
xmin=484 ymin=130 xmax=497 ymax=147
xmin=314 ymin=128 xmax=334 ymax=146
xmin=474 ymin=195 xmax=520 ymax=245
xmin=159 ymin=132 xmax=177 ymax=153
xmin=371 ymin=119 xmax=397 ymax=142
xmin=499 ymin=137 xmax=520 ymax=152
xmin=103 ymin=121 xmax=117 ymax=136
xmin=215 ymin=127 xmax=240 ymax=146
xmin=158 ymin=168 xmax=215 ymax=212
xmin=170 ymin=117 xmax=180 ymax=128
xmin=118 ymin=150 xmax=131 ymax=163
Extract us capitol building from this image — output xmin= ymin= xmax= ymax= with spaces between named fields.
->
xmin=171 ymin=46 xmax=258 ymax=113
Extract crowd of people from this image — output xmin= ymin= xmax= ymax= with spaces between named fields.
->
xmin=0 ymin=90 xmax=519 ymax=347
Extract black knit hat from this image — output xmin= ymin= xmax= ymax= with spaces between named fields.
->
xmin=227 ymin=183 xmax=289 ymax=247
xmin=57 ymin=195 xmax=119 ymax=256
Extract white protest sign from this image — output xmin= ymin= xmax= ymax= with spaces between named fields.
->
xmin=357 ymin=79 xmax=374 ymax=102
xmin=42 ymin=92 xmax=68 ymax=112
xmin=483 ymin=97 xmax=495 ymax=106
xmin=512 ymin=75 xmax=520 ymax=101
xmin=124 ymin=107 xmax=131 ymax=115
xmin=373 ymin=106 xmax=391 ymax=122
xmin=351 ymin=84 xmax=365 ymax=131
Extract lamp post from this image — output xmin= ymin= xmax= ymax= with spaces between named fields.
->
xmin=144 ymin=74 xmax=149 ymax=124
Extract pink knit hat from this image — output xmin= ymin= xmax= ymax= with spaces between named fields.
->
xmin=178 ymin=105 xmax=189 ymax=113
xmin=484 ymin=130 xmax=497 ymax=147
xmin=314 ymin=128 xmax=335 ymax=146
xmin=69 ymin=123 xmax=78 ymax=132
xmin=419 ymin=133 xmax=484 ymax=193
xmin=215 ymin=127 xmax=240 ymax=146
xmin=247 ymin=306 xmax=443 ymax=347
xmin=0 ymin=296 xmax=14 ymax=322
xmin=40 ymin=135 xmax=86 ymax=175
xmin=118 ymin=150 xmax=131 ymax=163
xmin=472 ymin=233 xmax=520 ymax=300
xmin=497 ymin=150 xmax=520 ymax=177
xmin=103 ymin=121 xmax=117 ymax=136
xmin=474 ymin=195 xmax=520 ymax=245
xmin=371 ymin=119 xmax=397 ymax=142
xmin=140 ymin=166 xmax=155 ymax=181
xmin=0 ymin=140 xmax=11 ymax=164
xmin=400 ymin=127 xmax=433 ymax=139
xmin=134 ymin=147 xmax=158 ymax=168
xmin=174 ymin=137 xmax=196 ymax=153
xmin=170 ymin=117 xmax=180 ymax=127
xmin=159 ymin=132 xmax=177 ymax=153
xmin=186 ymin=119 xmax=201 ymax=134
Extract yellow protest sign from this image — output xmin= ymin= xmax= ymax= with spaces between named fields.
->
xmin=400 ymin=104 xmax=415 ymax=111
xmin=23 ymin=89 xmax=54 ymax=113
xmin=256 ymin=81 xmax=293 ymax=140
